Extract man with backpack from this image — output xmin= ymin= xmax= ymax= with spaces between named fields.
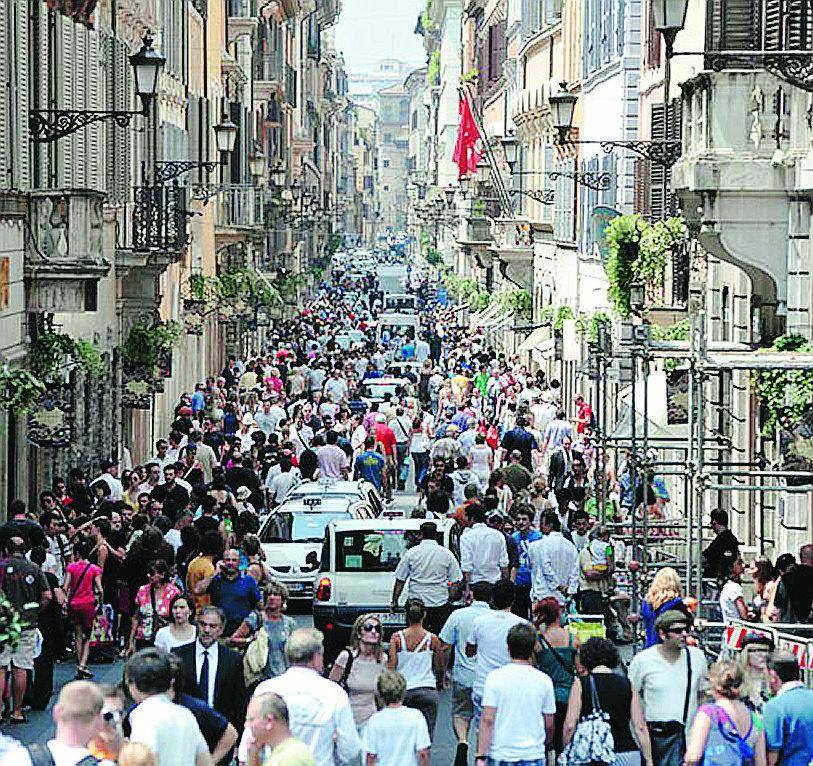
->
xmin=15 ymin=681 xmax=104 ymax=766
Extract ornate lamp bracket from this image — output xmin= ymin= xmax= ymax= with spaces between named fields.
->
xmin=548 ymin=170 xmax=613 ymax=192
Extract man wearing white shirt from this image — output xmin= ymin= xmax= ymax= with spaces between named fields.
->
xmin=465 ymin=580 xmax=528 ymax=725
xmin=238 ymin=629 xmax=361 ymax=766
xmin=527 ymin=512 xmax=580 ymax=605
xmin=391 ymin=521 xmax=463 ymax=633
xmin=265 ymin=456 xmax=301 ymax=508
xmin=460 ymin=505 xmax=509 ymax=588
xmin=150 ymin=439 xmax=174 ymax=471
xmin=126 ymin=648 xmax=211 ymax=766
xmin=93 ymin=460 xmax=124 ymax=502
xmin=476 ymin=622 xmax=556 ymax=766
xmin=10 ymin=681 xmax=106 ymax=766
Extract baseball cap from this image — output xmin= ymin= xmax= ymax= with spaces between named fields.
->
xmin=654 ymin=610 xmax=691 ymax=632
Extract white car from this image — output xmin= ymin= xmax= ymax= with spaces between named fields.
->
xmin=313 ymin=518 xmax=462 ymax=656
xmin=258 ymin=494 xmax=377 ymax=601
xmin=283 ymin=478 xmax=385 ymax=514
xmin=359 ymin=376 xmax=411 ymax=406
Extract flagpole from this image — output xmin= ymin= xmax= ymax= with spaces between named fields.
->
xmin=459 ymin=82 xmax=514 ymax=217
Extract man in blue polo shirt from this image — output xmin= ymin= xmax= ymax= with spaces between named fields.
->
xmin=764 ymin=652 xmax=813 ymax=766
xmin=353 ymin=436 xmax=389 ymax=496
xmin=193 ymin=548 xmax=261 ymax=635
xmin=511 ymin=506 xmax=542 ymax=618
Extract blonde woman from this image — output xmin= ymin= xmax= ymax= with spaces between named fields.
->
xmin=684 ymin=661 xmax=766 ymax=766
xmin=328 ymin=614 xmax=387 ymax=730
xmin=736 ymin=633 xmax=775 ymax=713
xmin=641 ymin=567 xmax=691 ymax=647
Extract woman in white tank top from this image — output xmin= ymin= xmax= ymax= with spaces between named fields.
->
xmin=387 ymin=598 xmax=442 ymax=738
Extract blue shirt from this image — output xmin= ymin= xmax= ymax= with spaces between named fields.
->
xmin=763 ymin=685 xmax=813 ymax=766
xmin=207 ymin=573 xmax=261 ymax=631
xmin=354 ymin=450 xmax=386 ymax=490
xmin=191 ymin=391 xmax=205 ymax=413
xmin=512 ymin=529 xmax=543 ymax=586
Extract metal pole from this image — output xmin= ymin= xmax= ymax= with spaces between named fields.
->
xmin=642 ymin=327 xmax=650 ymax=577
xmin=630 ymin=342 xmax=639 ymax=629
xmin=694 ymin=314 xmax=706 ymax=615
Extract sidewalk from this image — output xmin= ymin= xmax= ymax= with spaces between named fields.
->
xmin=3 ymin=657 xmax=125 ymax=745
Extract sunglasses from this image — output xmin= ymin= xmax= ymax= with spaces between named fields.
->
xmin=666 ymin=626 xmax=689 ymax=635
xmin=361 ymin=623 xmax=381 ymax=633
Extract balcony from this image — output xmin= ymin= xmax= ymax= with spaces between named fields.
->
xmin=216 ymin=185 xmax=266 ymax=243
xmin=26 ymin=190 xmax=110 ymax=313
xmin=317 ymin=0 xmax=340 ymax=26
xmin=254 ymin=52 xmax=285 ymax=102
xmin=488 ymin=219 xmax=540 ymax=289
xmin=671 ymin=67 xmax=810 ymax=316
xmin=227 ymin=0 xmax=259 ymax=44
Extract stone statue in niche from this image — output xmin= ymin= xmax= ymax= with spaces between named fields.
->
xmin=89 ymin=197 xmax=103 ymax=258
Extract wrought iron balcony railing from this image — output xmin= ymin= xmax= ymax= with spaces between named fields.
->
xmin=216 ymin=185 xmax=266 ymax=229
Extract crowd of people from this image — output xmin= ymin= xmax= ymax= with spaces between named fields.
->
xmin=0 ymin=255 xmax=811 ymax=766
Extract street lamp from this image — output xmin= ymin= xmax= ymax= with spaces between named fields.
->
xmin=30 ymin=29 xmax=165 ymax=142
xmin=460 ymin=176 xmax=470 ymax=197
xmin=249 ymin=143 xmax=267 ymax=180
xmin=476 ymin=158 xmax=490 ymax=185
xmin=130 ymin=31 xmax=166 ymax=114
xmin=214 ymin=114 xmax=238 ymax=161
xmin=651 ymin=0 xmax=689 ymax=54
xmin=549 ymin=86 xmax=578 ymax=144
xmin=629 ymin=282 xmax=646 ymax=315
xmin=444 ymin=185 xmax=456 ymax=207
xmin=501 ymin=133 xmax=519 ymax=172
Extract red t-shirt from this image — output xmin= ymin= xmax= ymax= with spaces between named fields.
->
xmin=577 ymin=402 xmax=593 ymax=434
xmin=66 ymin=561 xmax=102 ymax=606
xmin=374 ymin=423 xmax=397 ymax=457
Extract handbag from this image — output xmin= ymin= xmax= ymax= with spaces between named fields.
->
xmin=243 ymin=613 xmax=269 ymax=687
xmin=558 ymin=674 xmax=615 ymax=766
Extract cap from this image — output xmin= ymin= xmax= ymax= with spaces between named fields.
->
xmin=236 ymin=486 xmax=251 ymax=500
xmin=741 ymin=632 xmax=775 ymax=651
xmin=375 ymin=413 xmax=386 ymax=422
xmin=654 ymin=609 xmax=691 ymax=632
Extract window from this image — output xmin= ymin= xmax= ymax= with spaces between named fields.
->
xmin=335 ymin=529 xmax=422 ymax=572
xmin=721 ymin=285 xmax=732 ymax=342
xmin=384 ymin=132 xmax=392 ymax=143
xmin=383 ymin=159 xmax=390 ymax=168
xmin=383 ymin=185 xmax=389 ymax=191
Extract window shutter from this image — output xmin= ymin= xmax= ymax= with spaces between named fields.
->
xmin=634 ymin=157 xmax=650 ymax=216
xmin=59 ymin=16 xmax=74 ymax=188
xmin=15 ymin=0 xmax=31 ymax=188
xmin=649 ymin=103 xmax=665 ymax=220
xmin=87 ymin=30 xmax=103 ymax=191
xmin=0 ymin=3 xmax=10 ymax=188
xmin=709 ymin=0 xmax=758 ymax=52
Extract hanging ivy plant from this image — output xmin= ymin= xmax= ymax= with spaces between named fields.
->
xmin=428 ymin=50 xmax=441 ymax=86
xmin=588 ymin=311 xmax=612 ymax=343
xmin=604 ymin=214 xmax=687 ymax=317
xmin=651 ymin=319 xmax=691 ymax=372
xmin=0 ymin=369 xmax=47 ymax=413
xmin=425 ymin=249 xmax=444 ymax=267
xmin=29 ymin=331 xmax=105 ymax=381
xmin=74 ymin=340 xmax=106 ymax=379
xmin=753 ymin=334 xmax=813 ymax=437
xmin=122 ymin=321 xmax=182 ymax=369
xmin=495 ymin=288 xmax=532 ymax=319
xmin=554 ymin=305 xmax=574 ymax=331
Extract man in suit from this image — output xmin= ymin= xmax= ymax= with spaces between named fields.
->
xmin=174 ymin=605 xmax=247 ymax=733
xmin=548 ymin=434 xmax=574 ymax=510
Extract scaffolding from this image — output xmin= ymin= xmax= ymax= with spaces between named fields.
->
xmin=592 ymin=305 xmax=813 ymax=624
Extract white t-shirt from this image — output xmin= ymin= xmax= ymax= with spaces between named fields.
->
xmin=362 ymin=705 xmax=430 ymax=766
xmin=129 ymin=693 xmax=208 ymax=766
xmin=482 ymin=663 xmax=556 ymax=761
xmin=154 ymin=625 xmax=197 ymax=653
xmin=719 ymin=580 xmax=745 ymax=622
xmin=628 ymin=645 xmax=708 ymax=724
xmin=467 ymin=610 xmax=529 ymax=698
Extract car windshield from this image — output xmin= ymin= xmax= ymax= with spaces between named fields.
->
xmin=261 ymin=512 xmax=349 ymax=543
xmin=361 ymin=382 xmax=400 ymax=399
xmin=336 ymin=529 xmax=422 ymax=572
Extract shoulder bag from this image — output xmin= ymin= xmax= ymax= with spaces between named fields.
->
xmin=647 ymin=647 xmax=693 ymax=766
xmin=558 ymin=674 xmax=616 ymax=766
xmin=243 ymin=612 xmax=270 ymax=687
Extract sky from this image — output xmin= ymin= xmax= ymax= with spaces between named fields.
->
xmin=334 ymin=0 xmax=425 ymax=77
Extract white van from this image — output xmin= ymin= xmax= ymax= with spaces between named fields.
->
xmin=376 ymin=311 xmax=421 ymax=345
xmin=312 ymin=518 xmax=461 ymax=655
xmin=258 ymin=493 xmax=377 ymax=602
xmin=384 ymin=293 xmax=418 ymax=313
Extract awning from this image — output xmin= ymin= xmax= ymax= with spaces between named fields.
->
xmin=471 ymin=301 xmax=501 ymax=326
xmin=517 ymin=327 xmax=549 ymax=353
xmin=483 ymin=309 xmax=512 ymax=329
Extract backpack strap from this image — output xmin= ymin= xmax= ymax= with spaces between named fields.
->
xmin=27 ymin=744 xmax=56 ymax=766
xmin=338 ymin=649 xmax=356 ymax=689
xmin=682 ymin=646 xmax=693 ymax=724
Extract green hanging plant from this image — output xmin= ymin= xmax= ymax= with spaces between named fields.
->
xmin=587 ymin=311 xmax=612 ymax=343
xmin=495 ymin=288 xmax=532 ymax=320
xmin=651 ymin=319 xmax=691 ymax=372
xmin=425 ymin=249 xmax=444 ymax=267
xmin=428 ymin=50 xmax=441 ymax=86
xmin=753 ymin=334 xmax=813 ymax=437
xmin=74 ymin=340 xmax=106 ymax=378
xmin=554 ymin=305 xmax=574 ymax=331
xmin=123 ymin=321 xmax=182 ymax=369
xmin=0 ymin=369 xmax=47 ymax=413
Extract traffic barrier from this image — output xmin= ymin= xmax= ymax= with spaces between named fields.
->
xmin=697 ymin=618 xmax=813 ymax=688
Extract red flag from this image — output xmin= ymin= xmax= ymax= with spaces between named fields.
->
xmin=453 ymin=95 xmax=483 ymax=179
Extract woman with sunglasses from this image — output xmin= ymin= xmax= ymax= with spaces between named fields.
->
xmin=328 ymin=614 xmax=387 ymax=731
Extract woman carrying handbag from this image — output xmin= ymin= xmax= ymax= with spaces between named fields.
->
xmin=561 ymin=638 xmax=653 ymax=766
xmin=63 ymin=541 xmax=103 ymax=679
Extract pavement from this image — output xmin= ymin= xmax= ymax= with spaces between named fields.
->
xmin=8 ymin=488 xmax=463 ymax=763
